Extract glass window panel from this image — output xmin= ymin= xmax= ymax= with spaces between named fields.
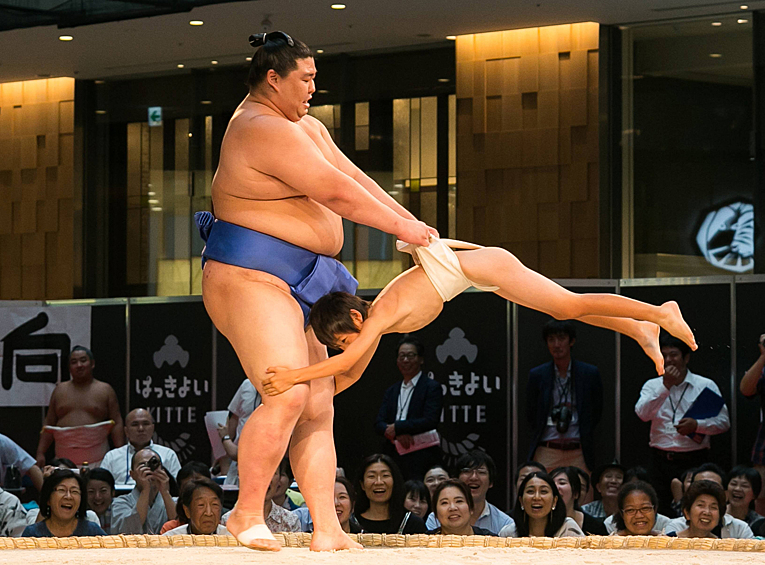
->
xmin=355 ymin=101 xmax=370 ymax=126
xmin=420 ymin=189 xmax=438 ymax=230
xmin=393 ymin=99 xmax=410 ymax=180
xmin=420 ymin=97 xmax=438 ymax=179
xmin=622 ymin=16 xmax=754 ymax=278
xmin=355 ymin=125 xmax=370 ymax=151
xmin=410 ymin=98 xmax=421 ymax=180
xmin=448 ymin=94 xmax=456 ymax=178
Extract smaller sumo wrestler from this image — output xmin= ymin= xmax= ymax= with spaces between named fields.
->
xmin=263 ymin=236 xmax=696 ymax=397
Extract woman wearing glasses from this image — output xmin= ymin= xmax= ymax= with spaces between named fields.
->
xmin=22 ymin=469 xmax=106 ymax=537
xmin=373 ymin=336 xmax=443 ymax=481
xmin=612 ymin=481 xmax=661 ymax=536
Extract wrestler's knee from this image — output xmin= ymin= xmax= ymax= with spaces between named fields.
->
xmin=264 ymin=382 xmax=311 ymax=414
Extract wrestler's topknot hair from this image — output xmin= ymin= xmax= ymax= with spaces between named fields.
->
xmin=309 ymin=292 xmax=370 ymax=349
xmin=246 ymin=32 xmax=313 ymax=91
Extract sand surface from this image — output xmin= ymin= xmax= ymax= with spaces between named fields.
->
xmin=0 ymin=546 xmax=760 ymax=565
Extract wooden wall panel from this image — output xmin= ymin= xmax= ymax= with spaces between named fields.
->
xmin=456 ymin=23 xmax=600 ymax=278
xmin=0 ymin=77 xmax=74 ymax=299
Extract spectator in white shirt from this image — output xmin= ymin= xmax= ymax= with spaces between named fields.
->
xmin=635 ymin=334 xmax=730 ymax=514
xmin=218 ymin=379 xmax=261 ymax=486
xmin=0 ymin=488 xmax=28 ymax=536
xmin=100 ymin=409 xmax=181 ymax=486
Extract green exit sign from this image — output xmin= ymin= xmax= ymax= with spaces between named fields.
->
xmin=148 ymin=106 xmax=163 ymax=127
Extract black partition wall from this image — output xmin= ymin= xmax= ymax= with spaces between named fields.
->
xmin=1 ymin=275 xmax=763 ymax=509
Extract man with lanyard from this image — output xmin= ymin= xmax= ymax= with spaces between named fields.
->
xmin=101 ymin=408 xmax=181 ymax=486
xmin=636 ymin=333 xmax=730 ymax=515
xmin=527 ymin=320 xmax=602 ymax=478
xmin=374 ymin=336 xmax=443 ymax=481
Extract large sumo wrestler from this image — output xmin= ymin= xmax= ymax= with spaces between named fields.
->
xmin=197 ymin=32 xmax=436 ymax=551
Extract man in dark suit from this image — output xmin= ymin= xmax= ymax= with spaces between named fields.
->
xmin=527 ymin=320 xmax=603 ymax=477
xmin=374 ymin=335 xmax=443 ymax=481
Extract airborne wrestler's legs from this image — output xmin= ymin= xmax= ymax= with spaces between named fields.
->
xmin=203 ymin=260 xmax=312 ymax=550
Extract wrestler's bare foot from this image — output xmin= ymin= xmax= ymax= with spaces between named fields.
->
xmin=634 ymin=320 xmax=664 ymax=375
xmin=658 ymin=301 xmax=697 ymax=351
xmin=226 ymin=508 xmax=280 ymax=551
xmin=310 ymin=529 xmax=363 ymax=552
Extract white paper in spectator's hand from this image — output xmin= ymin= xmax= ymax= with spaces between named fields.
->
xmin=204 ymin=410 xmax=229 ymax=461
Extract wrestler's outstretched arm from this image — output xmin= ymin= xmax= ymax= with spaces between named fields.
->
xmin=316 ymin=120 xmax=437 ymax=237
xmin=245 ymin=116 xmax=433 ymax=246
xmin=263 ymin=304 xmax=397 ymax=396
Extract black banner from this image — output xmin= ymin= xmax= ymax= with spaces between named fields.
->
xmin=129 ymin=301 xmax=213 ymax=466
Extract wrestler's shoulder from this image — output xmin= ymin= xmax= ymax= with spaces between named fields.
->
xmin=230 ymin=109 xmax=306 ymax=136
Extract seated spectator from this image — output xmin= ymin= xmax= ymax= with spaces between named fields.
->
xmin=625 ymin=466 xmax=652 ymax=484
xmin=663 ymin=466 xmax=753 ymax=538
xmin=403 ymin=480 xmax=430 ymax=520
xmin=111 ymin=448 xmax=177 ymax=534
xmin=100 ymin=408 xmax=181 ymax=486
xmin=0 ymin=487 xmax=28 ymax=536
xmin=429 ymin=479 xmax=494 ymax=536
xmin=22 ymin=469 xmax=105 ymax=537
xmin=501 ymin=471 xmax=583 ymax=537
xmin=669 ymin=480 xmax=727 ymax=538
xmin=576 ymin=467 xmax=591 ymax=503
xmin=272 ymin=458 xmax=305 ymax=510
xmin=1 ymin=433 xmax=43 ymax=492
xmin=291 ymin=476 xmax=360 ymax=534
xmin=355 ymin=454 xmax=427 ymax=534
xmin=582 ymin=461 xmax=624 ymax=518
xmin=335 ymin=476 xmax=360 ymax=533
xmin=426 ymin=451 xmax=512 ymax=533
xmin=726 ymin=465 xmax=763 ymax=527
xmin=612 ymin=481 xmax=661 ymax=536
xmin=27 ymin=459 xmax=101 ymax=527
xmin=159 ymin=460 xmax=211 ymax=534
xmin=423 ymin=465 xmax=449 ymax=500
xmin=515 ymin=461 xmax=547 ymax=497
xmin=163 ymin=478 xmax=228 ymax=536
xmin=670 ymin=468 xmax=695 ymax=518
xmin=86 ymin=468 xmax=115 ymax=533
xmin=551 ymin=466 xmax=606 ymax=535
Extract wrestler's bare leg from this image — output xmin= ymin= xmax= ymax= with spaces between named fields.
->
xmin=457 ymin=247 xmax=696 ymax=350
xmin=289 ymin=328 xmax=362 ymax=551
xmin=575 ymin=315 xmax=663 ymax=374
xmin=202 ymin=260 xmax=311 ymax=551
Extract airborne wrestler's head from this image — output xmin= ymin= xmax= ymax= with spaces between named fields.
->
xmin=309 ymin=292 xmax=370 ymax=350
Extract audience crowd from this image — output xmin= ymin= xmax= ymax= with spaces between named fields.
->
xmin=2 ymin=329 xmax=765 ymax=541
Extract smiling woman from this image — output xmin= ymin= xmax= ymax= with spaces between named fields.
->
xmin=22 ymin=469 xmax=106 ymax=538
xmin=354 ymin=454 xmax=427 ymax=534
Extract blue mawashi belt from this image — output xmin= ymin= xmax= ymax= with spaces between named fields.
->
xmin=194 ymin=211 xmax=358 ymax=324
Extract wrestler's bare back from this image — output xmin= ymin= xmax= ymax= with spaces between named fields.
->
xmin=50 ymin=379 xmax=115 ymax=427
xmin=210 ymin=97 xmax=346 ymax=257
xmin=372 ymin=265 xmax=445 ymax=335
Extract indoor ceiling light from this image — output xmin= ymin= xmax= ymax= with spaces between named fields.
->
xmin=201 ymin=100 xmax=212 ymax=104
xmin=59 ymin=35 xmax=73 ymax=41
xmin=95 ymin=110 xmax=107 ymax=114
xmin=189 ymin=20 xmax=204 ymax=25
xmin=709 ymin=53 xmax=723 ymax=58
xmin=711 ymin=21 xmax=722 ymax=26
xmin=177 ymin=64 xmax=184 ymax=68
xmin=446 ymin=35 xmax=456 ymax=40
xmin=738 ymin=18 xmax=748 ymax=23
xmin=331 ymin=4 xmax=346 ymax=9
xmin=438 ymin=78 xmax=449 ymax=82
xmin=316 ymin=49 xmax=324 ymax=53
xmin=148 ymin=199 xmax=159 ymax=204
xmin=211 ymin=60 xmax=218 ymax=64
xmin=246 ymin=56 xmax=252 ymax=61
xmin=188 ymin=132 xmax=193 ymax=137
xmin=318 ymin=89 xmax=329 ymax=94
xmin=740 ymin=5 xmax=748 ymax=9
